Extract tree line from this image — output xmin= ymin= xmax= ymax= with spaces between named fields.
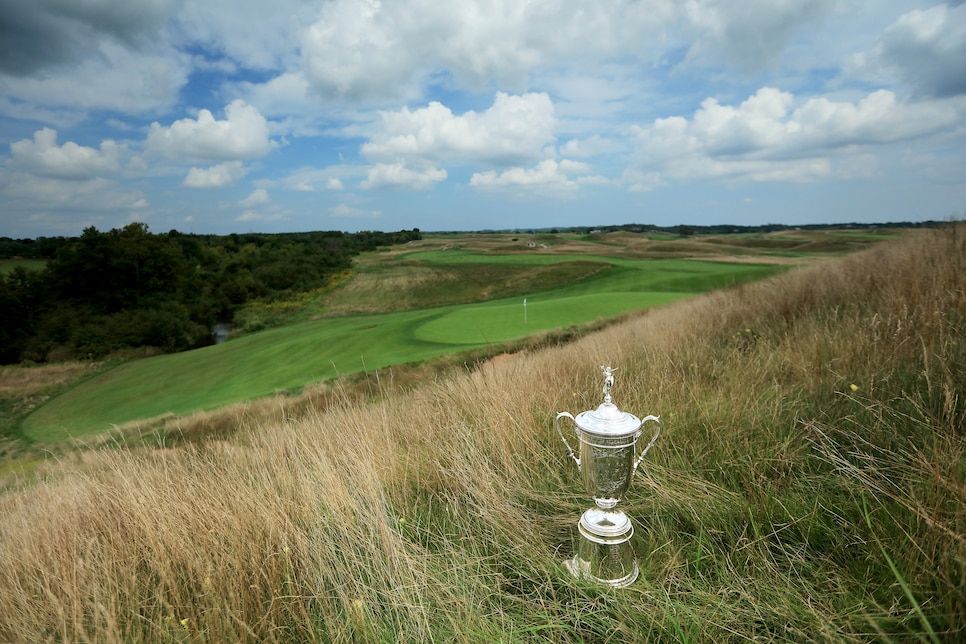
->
xmin=0 ymin=224 xmax=421 ymax=364
xmin=435 ymin=220 xmax=947 ymax=236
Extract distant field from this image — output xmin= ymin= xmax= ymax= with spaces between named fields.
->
xmin=22 ymin=252 xmax=784 ymax=440
xmin=0 ymin=258 xmax=46 ymax=274
xmin=18 ymin=228 xmax=900 ymax=441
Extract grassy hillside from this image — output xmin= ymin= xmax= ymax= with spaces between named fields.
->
xmin=0 ymin=225 xmax=962 ymax=641
xmin=21 ymin=250 xmax=782 ymax=440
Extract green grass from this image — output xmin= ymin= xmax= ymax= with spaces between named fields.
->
xmin=2 ymin=227 xmax=962 ymax=641
xmin=414 ymin=292 xmax=691 ymax=344
xmin=0 ymin=258 xmax=46 ymax=274
xmin=22 ymin=256 xmax=785 ymax=440
xmin=23 ymin=309 xmax=450 ymax=440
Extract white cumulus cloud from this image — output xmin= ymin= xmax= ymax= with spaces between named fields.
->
xmin=361 ymin=162 xmax=447 ymax=190
xmin=175 ymin=0 xmax=318 ymax=72
xmin=277 ymin=166 xmax=355 ymax=192
xmin=470 ymin=159 xmax=588 ymax=195
xmin=361 ymin=92 xmax=556 ymax=167
xmin=845 ymin=3 xmax=966 ymax=98
xmin=621 ymin=169 xmax=664 ymax=192
xmin=183 ymin=161 xmax=247 ymax=188
xmin=1 ymin=40 xmax=190 ymax=116
xmin=236 ymin=209 xmax=284 ymax=222
xmin=680 ymin=0 xmax=835 ymax=71
xmin=8 ymin=127 xmax=122 ymax=179
xmin=239 ymin=187 xmax=270 ymax=207
xmin=558 ymin=135 xmax=617 ymax=158
xmin=630 ymin=86 xmax=965 ymax=183
xmin=297 ymin=0 xmax=676 ymax=102
xmin=147 ymin=100 xmax=273 ymax=161
xmin=0 ymin=170 xmax=148 ymax=236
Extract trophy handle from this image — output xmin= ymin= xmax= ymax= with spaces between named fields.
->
xmin=555 ymin=412 xmax=580 ymax=469
xmin=633 ymin=415 xmax=661 ymax=474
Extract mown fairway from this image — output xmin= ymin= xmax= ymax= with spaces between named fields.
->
xmin=23 ymin=245 xmax=783 ymax=440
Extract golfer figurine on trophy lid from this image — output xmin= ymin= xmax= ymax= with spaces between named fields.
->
xmin=555 ymin=366 xmax=661 ymax=587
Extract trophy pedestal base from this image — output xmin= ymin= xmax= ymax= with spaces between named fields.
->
xmin=566 ymin=508 xmax=639 ymax=588
xmin=565 ymin=555 xmax=639 ymax=588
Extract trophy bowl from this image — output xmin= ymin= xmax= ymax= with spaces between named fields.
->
xmin=555 ymin=367 xmax=660 ymax=509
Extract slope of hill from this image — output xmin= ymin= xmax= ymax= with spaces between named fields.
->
xmin=21 ymin=241 xmax=786 ymax=440
xmin=1 ymin=226 xmax=962 ymax=641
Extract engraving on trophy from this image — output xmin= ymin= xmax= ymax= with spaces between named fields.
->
xmin=555 ymin=366 xmax=661 ymax=587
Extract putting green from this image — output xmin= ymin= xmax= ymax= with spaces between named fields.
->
xmin=413 ymin=292 xmax=691 ymax=344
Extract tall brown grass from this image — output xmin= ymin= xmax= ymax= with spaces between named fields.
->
xmin=0 ymin=226 xmax=963 ymax=641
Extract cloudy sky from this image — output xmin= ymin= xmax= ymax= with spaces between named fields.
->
xmin=1 ymin=1 xmax=964 ymax=237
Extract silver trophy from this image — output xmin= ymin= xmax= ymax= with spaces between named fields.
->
xmin=556 ymin=366 xmax=661 ymax=587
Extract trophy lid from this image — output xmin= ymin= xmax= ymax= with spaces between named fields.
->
xmin=573 ymin=367 xmax=642 ymax=438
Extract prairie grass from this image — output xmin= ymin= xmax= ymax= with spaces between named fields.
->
xmin=0 ymin=362 xmax=102 ymax=398
xmin=0 ymin=226 xmax=963 ymax=641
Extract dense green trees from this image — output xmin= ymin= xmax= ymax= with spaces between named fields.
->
xmin=0 ymin=235 xmax=70 ymax=260
xmin=0 ymin=224 xmax=421 ymax=363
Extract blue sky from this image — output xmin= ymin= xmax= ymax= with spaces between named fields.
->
xmin=1 ymin=1 xmax=964 ymax=237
